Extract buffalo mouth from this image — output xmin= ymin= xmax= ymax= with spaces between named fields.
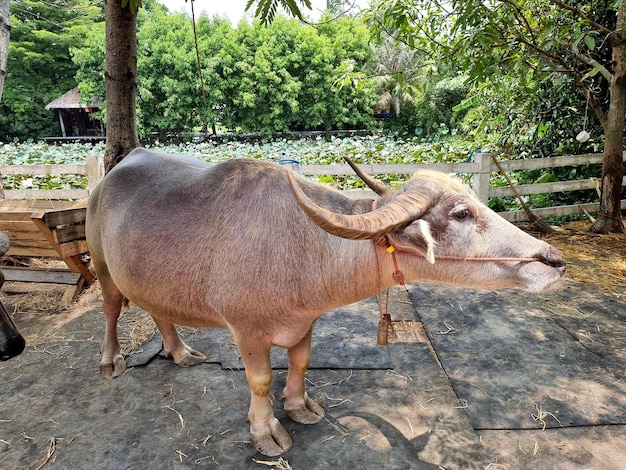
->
xmin=517 ymin=254 xmax=566 ymax=293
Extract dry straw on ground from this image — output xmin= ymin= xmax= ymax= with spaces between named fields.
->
xmin=534 ymin=221 xmax=625 ymax=299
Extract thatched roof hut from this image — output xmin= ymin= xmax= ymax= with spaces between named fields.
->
xmin=45 ymin=88 xmax=104 ymax=138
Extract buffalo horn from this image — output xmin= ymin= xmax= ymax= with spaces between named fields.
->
xmin=343 ymin=156 xmax=392 ymax=197
xmin=286 ymin=171 xmax=436 ymax=240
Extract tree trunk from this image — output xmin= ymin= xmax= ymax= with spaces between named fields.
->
xmin=591 ymin=6 xmax=626 ymax=234
xmin=0 ymin=0 xmax=10 ymax=103
xmin=104 ymin=0 xmax=139 ymax=173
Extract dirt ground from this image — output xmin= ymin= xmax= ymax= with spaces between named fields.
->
xmin=0 ymin=220 xmax=624 ymax=469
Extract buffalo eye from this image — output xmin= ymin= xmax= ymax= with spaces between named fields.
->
xmin=451 ymin=207 xmax=472 ymax=221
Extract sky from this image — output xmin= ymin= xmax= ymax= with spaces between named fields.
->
xmin=156 ymin=0 xmax=366 ymax=24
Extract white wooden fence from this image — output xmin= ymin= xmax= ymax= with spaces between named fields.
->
xmin=0 ymin=156 xmax=104 ymax=201
xmin=294 ymin=151 xmax=626 ymax=222
xmin=0 ymin=152 xmax=624 ymax=223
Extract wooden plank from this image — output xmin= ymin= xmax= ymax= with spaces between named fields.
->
xmin=0 ymin=200 xmax=77 ymax=211
xmin=489 ymin=176 xmax=626 ymax=197
xmin=86 ymin=156 xmax=105 ymax=194
xmin=1 ymin=266 xmax=81 ymax=285
xmin=30 ymin=212 xmax=95 ymax=285
xmin=0 ymin=220 xmax=46 ymax=233
xmin=42 ymin=207 xmax=87 ymax=228
xmin=342 ymin=189 xmax=377 ymax=200
xmin=298 ymin=153 xmax=621 ymax=178
xmin=2 ymin=189 xmax=89 ymax=200
xmin=58 ymin=240 xmax=89 ymax=258
xmin=498 ymin=199 xmax=626 ymax=222
xmin=0 ymin=212 xmax=38 ymax=222
xmin=494 ymin=153 xmax=607 ymax=171
xmin=6 ymin=246 xmax=59 ymax=257
xmin=489 ymin=178 xmax=608 ymax=198
xmin=8 ymin=238 xmax=52 ymax=250
xmin=0 ymin=219 xmax=50 ymax=247
xmin=62 ymin=277 xmax=86 ymax=303
xmin=53 ymin=224 xmax=86 ymax=244
xmin=2 ymin=238 xmax=53 ymax=256
xmin=0 ymin=163 xmax=87 ymax=175
xmin=300 ymin=162 xmax=478 ymax=176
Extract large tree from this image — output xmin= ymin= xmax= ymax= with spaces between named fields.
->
xmin=366 ymin=0 xmax=625 ymax=234
xmin=0 ymin=0 xmax=9 ymax=102
xmin=104 ymin=0 xmax=140 ymax=172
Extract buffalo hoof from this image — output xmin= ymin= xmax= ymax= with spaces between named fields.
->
xmin=285 ymin=394 xmax=325 ymax=424
xmin=251 ymin=418 xmax=292 ymax=456
xmin=100 ymin=354 xmax=126 ymax=379
xmin=166 ymin=344 xmax=207 ymax=367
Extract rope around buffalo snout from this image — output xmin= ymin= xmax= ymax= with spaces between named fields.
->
xmin=368 ymin=200 xmax=541 ymax=286
xmin=373 ymin=235 xmax=541 ymax=286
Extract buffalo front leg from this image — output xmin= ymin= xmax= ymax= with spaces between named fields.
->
xmin=281 ymin=328 xmax=324 ymax=424
xmin=152 ymin=317 xmax=207 ymax=366
xmin=237 ymin=337 xmax=292 ymax=456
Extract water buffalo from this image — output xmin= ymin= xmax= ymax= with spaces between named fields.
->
xmin=86 ymin=148 xmax=565 ymax=456
xmin=0 ymin=232 xmax=25 ymax=361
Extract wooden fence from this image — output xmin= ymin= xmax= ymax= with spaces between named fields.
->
xmin=292 ymin=151 xmax=626 ymax=222
xmin=0 ymin=152 xmax=624 ymax=223
xmin=0 ymin=156 xmax=104 ymax=201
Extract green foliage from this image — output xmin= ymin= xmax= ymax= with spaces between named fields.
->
xmin=137 ymin=8 xmax=208 ymax=137
xmin=122 ymin=0 xmax=143 ymax=14
xmin=486 ymin=75 xmax=604 ymax=158
xmin=215 ymin=16 xmax=376 ymax=135
xmin=3 ymin=2 xmax=380 ymax=140
xmin=71 ymin=21 xmax=106 ymax=125
xmin=4 ymin=1 xmax=468 ymax=141
xmin=67 ymin=9 xmax=377 ymax=138
xmin=364 ymin=0 xmax=619 ymax=158
xmin=0 ymin=0 xmax=102 ymax=141
xmin=246 ymin=0 xmax=312 ymax=24
xmin=381 ymin=74 xmax=469 ymax=138
xmin=216 ymin=18 xmax=303 ymax=134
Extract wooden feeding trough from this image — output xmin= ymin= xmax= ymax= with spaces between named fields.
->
xmin=0 ymin=200 xmax=94 ymax=303
xmin=0 ymin=156 xmax=104 ymax=303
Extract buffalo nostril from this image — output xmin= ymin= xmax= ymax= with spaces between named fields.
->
xmin=538 ymin=248 xmax=566 ymax=275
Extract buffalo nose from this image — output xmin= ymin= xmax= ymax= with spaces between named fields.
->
xmin=539 ymin=246 xmax=567 ymax=276
xmin=0 ymin=334 xmax=26 ymax=361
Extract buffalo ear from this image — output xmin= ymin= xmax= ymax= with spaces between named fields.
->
xmin=387 ymin=220 xmax=436 ymax=264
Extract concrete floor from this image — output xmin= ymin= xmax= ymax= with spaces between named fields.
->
xmin=1 ymin=279 xmax=625 ymax=469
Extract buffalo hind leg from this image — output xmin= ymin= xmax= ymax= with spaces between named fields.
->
xmin=281 ymin=327 xmax=324 ymax=424
xmin=100 ymin=279 xmax=126 ymax=379
xmin=152 ymin=317 xmax=207 ymax=366
xmin=236 ymin=335 xmax=292 ymax=456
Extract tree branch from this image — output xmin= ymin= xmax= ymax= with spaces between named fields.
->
xmin=547 ymin=0 xmax=612 ymax=36
xmin=571 ymin=42 xmax=613 ymax=82
xmin=513 ymin=32 xmax=573 ymax=72
xmin=499 ymin=0 xmax=539 ymax=44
